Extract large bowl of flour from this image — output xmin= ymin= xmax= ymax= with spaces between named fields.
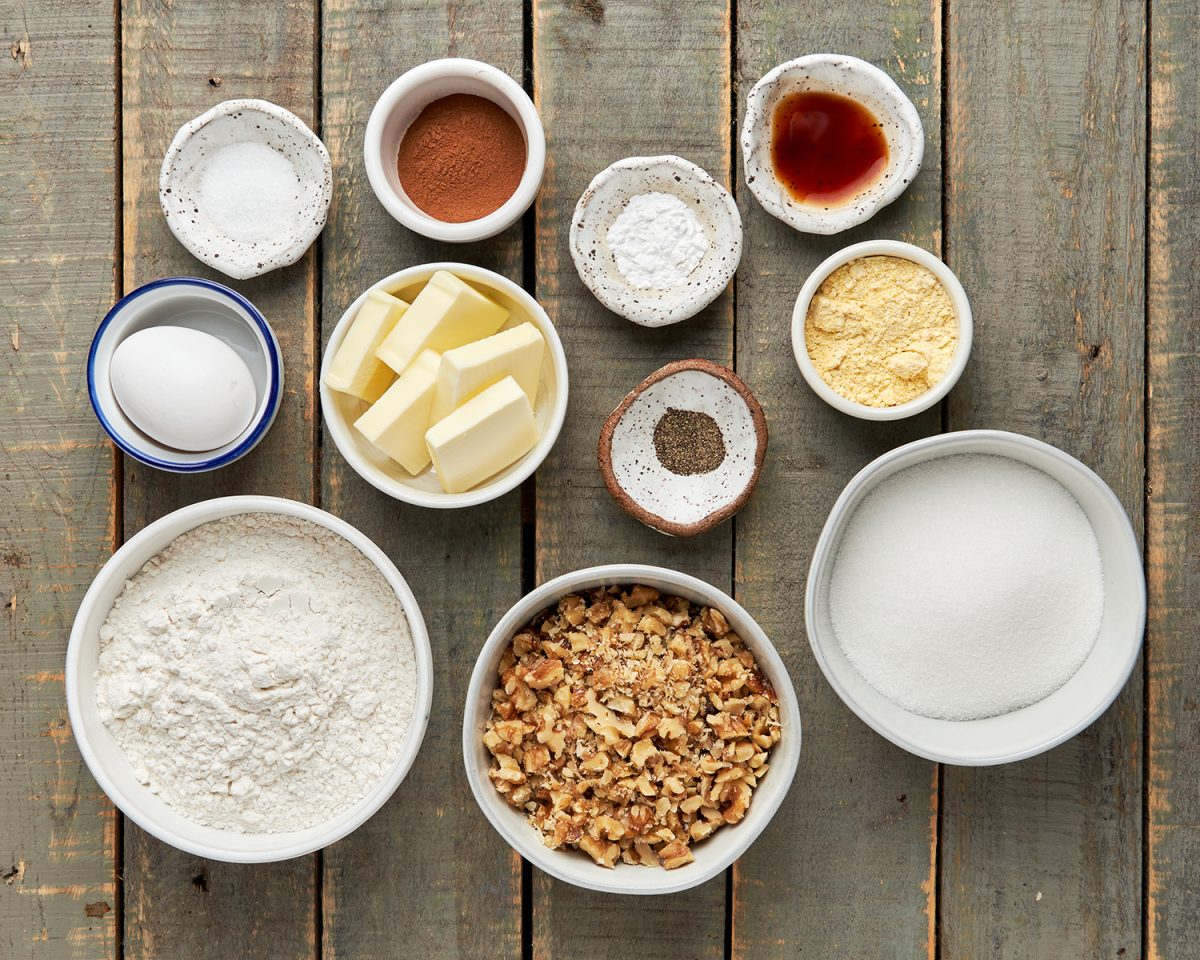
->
xmin=806 ymin=430 xmax=1144 ymax=766
xmin=66 ymin=496 xmax=432 ymax=862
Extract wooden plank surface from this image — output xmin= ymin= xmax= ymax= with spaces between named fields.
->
xmin=3 ymin=0 xmax=1192 ymax=955
xmin=731 ymin=4 xmax=943 ymax=958
xmin=119 ymin=0 xmax=320 ymax=956
xmin=317 ymin=1 xmax=525 ymax=957
xmin=0 ymin=3 xmax=120 ymax=957
xmin=531 ymin=0 xmax=733 ymax=955
xmin=941 ymin=0 xmax=1146 ymax=956
xmin=1146 ymin=0 xmax=1200 ymax=953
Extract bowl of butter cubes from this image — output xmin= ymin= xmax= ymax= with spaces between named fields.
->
xmin=320 ymin=263 xmax=569 ymax=508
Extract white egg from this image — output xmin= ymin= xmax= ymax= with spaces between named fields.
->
xmin=109 ymin=326 xmax=258 ymax=452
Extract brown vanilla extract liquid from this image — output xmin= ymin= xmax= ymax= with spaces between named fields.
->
xmin=770 ymin=91 xmax=889 ymax=207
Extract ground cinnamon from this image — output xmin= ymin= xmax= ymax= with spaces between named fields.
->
xmin=396 ymin=93 xmax=526 ymax=223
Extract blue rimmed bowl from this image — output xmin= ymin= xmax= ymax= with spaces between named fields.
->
xmin=88 ymin=277 xmax=283 ymax=472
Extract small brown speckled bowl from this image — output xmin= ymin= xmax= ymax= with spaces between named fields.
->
xmin=599 ymin=359 xmax=768 ymax=537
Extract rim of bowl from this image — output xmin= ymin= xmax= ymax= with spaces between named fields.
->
xmin=740 ymin=54 xmax=925 ymax=235
xmin=567 ymin=154 xmax=744 ymax=328
xmin=158 ymin=98 xmax=332 ymax=280
xmin=804 ymin=430 xmax=1146 ymax=765
xmin=320 ymin=262 xmax=569 ymax=509
xmin=461 ymin=563 xmax=802 ymax=895
xmin=87 ymin=277 xmax=284 ymax=472
xmin=791 ymin=240 xmax=973 ymax=421
xmin=64 ymin=495 xmax=434 ymax=862
xmin=364 ymin=58 xmax=546 ymax=243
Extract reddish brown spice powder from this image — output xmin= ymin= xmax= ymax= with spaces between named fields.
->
xmin=396 ymin=93 xmax=526 ymax=223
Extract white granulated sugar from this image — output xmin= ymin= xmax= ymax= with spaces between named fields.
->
xmin=606 ymin=191 xmax=709 ymax=289
xmin=96 ymin=513 xmax=416 ymax=833
xmin=200 ymin=141 xmax=304 ymax=245
xmin=829 ymin=454 xmax=1104 ymax=721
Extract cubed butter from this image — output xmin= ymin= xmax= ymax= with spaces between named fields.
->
xmin=430 ymin=322 xmax=545 ymax=422
xmin=353 ymin=349 xmax=441 ymax=475
xmin=425 ymin=376 xmax=538 ymax=494
xmin=323 ymin=289 xmax=410 ymax=401
xmin=375 ymin=270 xmax=509 ymax=374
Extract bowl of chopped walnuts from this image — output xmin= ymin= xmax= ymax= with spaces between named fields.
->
xmin=462 ymin=564 xmax=801 ymax=895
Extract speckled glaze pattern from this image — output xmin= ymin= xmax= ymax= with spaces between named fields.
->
xmin=598 ymin=359 xmax=768 ymax=537
xmin=159 ymin=99 xmax=333 ymax=280
xmin=569 ymin=156 xmax=742 ymax=328
xmin=741 ymin=55 xmax=924 ymax=235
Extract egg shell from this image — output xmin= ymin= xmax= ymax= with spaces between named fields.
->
xmin=598 ymin=359 xmax=768 ymax=537
xmin=109 ymin=326 xmax=258 ymax=452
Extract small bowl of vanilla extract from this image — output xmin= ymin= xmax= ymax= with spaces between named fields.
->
xmin=740 ymin=54 xmax=924 ymax=235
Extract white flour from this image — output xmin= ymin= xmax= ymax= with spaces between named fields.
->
xmin=96 ymin=513 xmax=416 ymax=833
xmin=607 ymin=191 xmax=709 ymax=289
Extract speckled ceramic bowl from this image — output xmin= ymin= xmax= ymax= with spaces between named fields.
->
xmin=741 ymin=54 xmax=924 ymax=235
xmin=570 ymin=156 xmax=742 ymax=328
xmin=598 ymin=359 xmax=767 ymax=536
xmin=160 ymin=99 xmax=332 ymax=280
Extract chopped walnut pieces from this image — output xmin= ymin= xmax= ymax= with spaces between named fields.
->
xmin=524 ymin=657 xmax=565 ymax=689
xmin=483 ymin=586 xmax=782 ymax=870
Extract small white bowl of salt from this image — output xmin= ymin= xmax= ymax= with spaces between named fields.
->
xmin=160 ymin=99 xmax=332 ymax=280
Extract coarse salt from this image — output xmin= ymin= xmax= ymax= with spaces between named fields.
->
xmin=828 ymin=454 xmax=1104 ymax=721
xmin=200 ymin=141 xmax=305 ymax=245
xmin=606 ymin=191 xmax=708 ymax=289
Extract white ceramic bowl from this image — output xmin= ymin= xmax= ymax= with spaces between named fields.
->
xmin=569 ymin=155 xmax=743 ymax=327
xmin=806 ymin=431 xmax=1145 ymax=766
xmin=160 ymin=99 xmax=332 ymax=280
xmin=741 ymin=54 xmax=924 ymax=235
xmin=792 ymin=239 xmax=972 ymax=421
xmin=65 ymin=496 xmax=434 ymax=862
xmin=463 ymin=564 xmax=802 ymax=895
xmin=364 ymin=58 xmax=545 ymax=243
xmin=321 ymin=263 xmax=569 ymax=508
xmin=88 ymin=277 xmax=284 ymax=472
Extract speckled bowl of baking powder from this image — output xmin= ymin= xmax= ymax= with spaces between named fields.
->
xmin=806 ymin=431 xmax=1145 ymax=765
xmin=65 ymin=496 xmax=433 ymax=862
xmin=570 ymin=155 xmax=743 ymax=327
xmin=160 ymin=99 xmax=332 ymax=280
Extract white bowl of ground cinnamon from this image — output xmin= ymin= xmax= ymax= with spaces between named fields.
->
xmin=364 ymin=58 xmax=545 ymax=243
xmin=791 ymin=239 xmax=972 ymax=420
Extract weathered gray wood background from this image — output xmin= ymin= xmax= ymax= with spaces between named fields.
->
xmin=1 ymin=0 xmax=1190 ymax=957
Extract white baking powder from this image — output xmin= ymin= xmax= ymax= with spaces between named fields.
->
xmin=607 ymin=191 xmax=709 ymax=289
xmin=96 ymin=513 xmax=416 ymax=833
xmin=829 ymin=454 xmax=1104 ymax=721
xmin=200 ymin=141 xmax=303 ymax=245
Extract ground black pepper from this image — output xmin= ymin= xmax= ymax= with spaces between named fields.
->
xmin=652 ymin=408 xmax=726 ymax=476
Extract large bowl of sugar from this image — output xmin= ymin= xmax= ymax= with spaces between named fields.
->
xmin=806 ymin=430 xmax=1144 ymax=765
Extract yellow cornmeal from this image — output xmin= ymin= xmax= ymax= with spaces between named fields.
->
xmin=805 ymin=256 xmax=957 ymax=408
